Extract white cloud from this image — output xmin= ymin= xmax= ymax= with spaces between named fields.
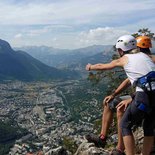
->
xmin=27 ymin=28 xmax=48 ymax=37
xmin=14 ymin=33 xmax=23 ymax=39
xmin=0 ymin=0 xmax=155 ymax=25
xmin=0 ymin=0 xmax=155 ymax=48
xmin=76 ymin=27 xmax=129 ymax=47
xmin=22 ymin=24 xmax=73 ymax=37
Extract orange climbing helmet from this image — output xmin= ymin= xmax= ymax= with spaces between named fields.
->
xmin=136 ymin=36 xmax=152 ymax=48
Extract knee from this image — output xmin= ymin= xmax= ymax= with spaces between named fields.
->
xmin=116 ymin=108 xmax=124 ymax=119
xmin=102 ymin=100 xmax=110 ymax=109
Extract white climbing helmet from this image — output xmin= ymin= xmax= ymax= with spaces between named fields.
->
xmin=116 ymin=35 xmax=137 ymax=51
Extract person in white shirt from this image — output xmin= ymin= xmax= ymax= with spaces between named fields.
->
xmin=86 ymin=35 xmax=155 ymax=155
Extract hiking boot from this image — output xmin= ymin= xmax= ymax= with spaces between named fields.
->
xmin=85 ymin=134 xmax=106 ymax=148
xmin=111 ymin=148 xmax=125 ymax=155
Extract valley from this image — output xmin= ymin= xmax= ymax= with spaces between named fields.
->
xmin=0 ymin=80 xmax=107 ymax=154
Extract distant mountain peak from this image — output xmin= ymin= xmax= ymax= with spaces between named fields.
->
xmin=0 ymin=39 xmax=13 ymax=53
xmin=0 ymin=39 xmax=79 ymax=81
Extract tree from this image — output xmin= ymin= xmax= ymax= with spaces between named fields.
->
xmin=132 ymin=28 xmax=155 ymax=40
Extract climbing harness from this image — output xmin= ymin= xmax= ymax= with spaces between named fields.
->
xmin=133 ymin=71 xmax=155 ymax=112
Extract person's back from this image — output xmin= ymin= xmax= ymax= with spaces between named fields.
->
xmin=124 ymin=52 xmax=155 ymax=86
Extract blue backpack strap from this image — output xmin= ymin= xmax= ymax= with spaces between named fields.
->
xmin=134 ymin=71 xmax=155 ymax=92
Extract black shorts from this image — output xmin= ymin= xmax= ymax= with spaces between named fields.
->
xmin=109 ymin=95 xmax=131 ymax=112
xmin=121 ymin=91 xmax=155 ymax=136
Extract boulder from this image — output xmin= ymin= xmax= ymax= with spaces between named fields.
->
xmin=74 ymin=140 xmax=109 ymax=155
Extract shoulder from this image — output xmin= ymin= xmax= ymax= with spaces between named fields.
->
xmin=120 ymin=55 xmax=128 ymax=66
xmin=111 ymin=56 xmax=128 ymax=67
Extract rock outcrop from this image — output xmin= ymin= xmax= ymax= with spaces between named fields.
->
xmin=74 ymin=140 xmax=109 ymax=155
xmin=45 ymin=146 xmax=71 ymax=155
xmin=74 ymin=128 xmax=155 ymax=155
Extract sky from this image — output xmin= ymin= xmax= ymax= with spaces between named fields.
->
xmin=0 ymin=0 xmax=155 ymax=49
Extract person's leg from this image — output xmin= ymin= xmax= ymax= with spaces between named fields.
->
xmin=112 ymin=95 xmax=131 ymax=154
xmin=86 ymin=96 xmax=129 ymax=149
xmin=111 ymin=108 xmax=126 ymax=155
xmin=142 ymin=107 xmax=155 ymax=155
xmin=123 ymin=134 xmax=135 ymax=155
xmin=116 ymin=95 xmax=131 ymax=152
xmin=101 ymin=96 xmax=130 ymax=136
xmin=85 ymin=101 xmax=113 ymax=147
xmin=100 ymin=103 xmax=113 ymax=136
xmin=121 ymin=92 xmax=152 ymax=155
xmin=101 ymin=96 xmax=126 ymax=136
xmin=142 ymin=136 xmax=154 ymax=155
xmin=150 ymin=135 xmax=155 ymax=154
xmin=120 ymin=103 xmax=136 ymax=155
xmin=116 ymin=108 xmax=125 ymax=152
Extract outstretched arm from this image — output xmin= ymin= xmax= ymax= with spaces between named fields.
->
xmin=86 ymin=57 xmax=127 ymax=71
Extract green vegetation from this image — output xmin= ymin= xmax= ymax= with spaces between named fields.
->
xmin=132 ymin=28 xmax=155 ymax=40
xmin=57 ymin=79 xmax=107 ymax=123
xmin=0 ymin=143 xmax=14 ymax=155
xmin=62 ymin=136 xmax=78 ymax=154
xmin=0 ymin=120 xmax=28 ymax=155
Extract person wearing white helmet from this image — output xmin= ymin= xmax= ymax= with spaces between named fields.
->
xmin=116 ymin=35 xmax=137 ymax=51
xmin=86 ymin=35 xmax=155 ymax=155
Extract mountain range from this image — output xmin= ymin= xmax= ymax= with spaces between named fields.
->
xmin=16 ymin=45 xmax=155 ymax=78
xmin=15 ymin=45 xmax=113 ymax=68
xmin=6 ymin=39 xmax=154 ymax=81
xmin=0 ymin=39 xmax=79 ymax=81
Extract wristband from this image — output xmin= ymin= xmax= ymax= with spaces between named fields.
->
xmin=111 ymin=92 xmax=116 ymax=97
xmin=89 ymin=65 xmax=91 ymax=71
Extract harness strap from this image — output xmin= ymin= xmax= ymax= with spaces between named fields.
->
xmin=133 ymin=71 xmax=155 ymax=112
xmin=134 ymin=71 xmax=155 ymax=92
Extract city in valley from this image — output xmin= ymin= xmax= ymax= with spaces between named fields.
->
xmin=0 ymin=80 xmax=105 ymax=154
